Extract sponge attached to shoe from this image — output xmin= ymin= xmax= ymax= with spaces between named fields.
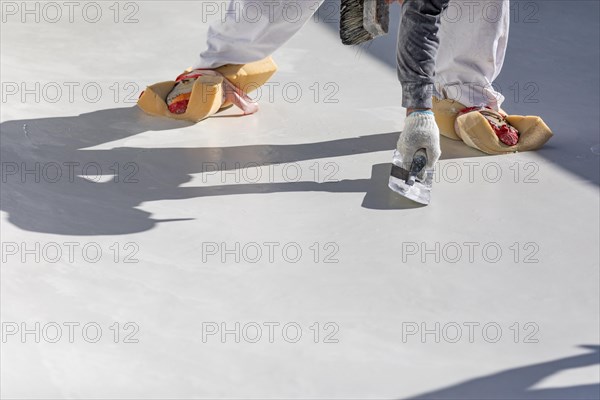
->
xmin=137 ymin=57 xmax=278 ymax=122
xmin=432 ymin=97 xmax=553 ymax=154
xmin=167 ymin=78 xmax=195 ymax=114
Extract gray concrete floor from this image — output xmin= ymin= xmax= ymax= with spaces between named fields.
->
xmin=1 ymin=1 xmax=599 ymax=398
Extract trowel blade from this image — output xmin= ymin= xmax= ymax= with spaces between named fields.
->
xmin=388 ymin=164 xmax=431 ymax=205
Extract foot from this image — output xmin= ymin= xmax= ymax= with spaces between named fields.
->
xmin=458 ymin=106 xmax=519 ymax=146
xmin=166 ymin=70 xmax=207 ymax=114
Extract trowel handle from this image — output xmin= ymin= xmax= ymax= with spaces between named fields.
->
xmin=407 ymin=148 xmax=428 ymax=186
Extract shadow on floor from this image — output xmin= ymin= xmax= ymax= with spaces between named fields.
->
xmin=405 ymin=345 xmax=600 ymax=400
xmin=1 ymin=106 xmax=482 ymax=236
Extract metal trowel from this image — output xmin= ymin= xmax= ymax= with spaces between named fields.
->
xmin=388 ymin=148 xmax=433 ymax=205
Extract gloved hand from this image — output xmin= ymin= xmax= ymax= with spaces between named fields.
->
xmin=396 ymin=111 xmax=441 ymax=174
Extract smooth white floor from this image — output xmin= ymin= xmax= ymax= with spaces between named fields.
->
xmin=1 ymin=1 xmax=599 ymax=399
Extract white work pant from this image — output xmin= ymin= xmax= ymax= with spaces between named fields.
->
xmin=194 ymin=0 xmax=510 ymax=110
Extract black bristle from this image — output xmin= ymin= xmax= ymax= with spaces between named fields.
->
xmin=340 ymin=0 xmax=372 ymax=45
xmin=340 ymin=0 xmax=389 ymax=45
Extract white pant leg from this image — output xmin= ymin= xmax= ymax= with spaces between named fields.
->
xmin=434 ymin=0 xmax=510 ymax=110
xmin=194 ymin=0 xmax=324 ymax=69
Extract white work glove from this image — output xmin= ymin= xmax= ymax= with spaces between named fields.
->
xmin=396 ymin=111 xmax=441 ymax=174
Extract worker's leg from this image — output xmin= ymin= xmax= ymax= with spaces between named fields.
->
xmin=194 ymin=0 xmax=325 ymax=69
xmin=434 ymin=0 xmax=510 ymax=110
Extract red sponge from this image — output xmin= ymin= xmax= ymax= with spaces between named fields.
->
xmin=458 ymin=106 xmax=520 ymax=146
